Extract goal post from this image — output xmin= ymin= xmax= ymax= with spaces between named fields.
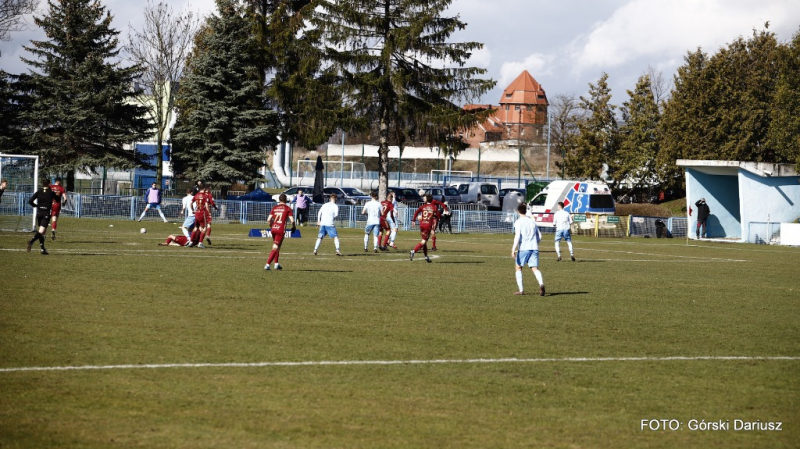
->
xmin=296 ymin=160 xmax=366 ymax=185
xmin=0 ymin=153 xmax=39 ymax=231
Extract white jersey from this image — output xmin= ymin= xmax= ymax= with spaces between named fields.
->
xmin=363 ymin=199 xmax=382 ymax=225
xmin=554 ymin=210 xmax=572 ymax=231
xmin=182 ymin=194 xmax=195 ymax=217
xmin=513 ymin=215 xmax=541 ymax=252
xmin=318 ymin=202 xmax=339 ymax=227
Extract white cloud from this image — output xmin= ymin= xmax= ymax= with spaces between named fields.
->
xmin=498 ymin=53 xmax=555 ymax=88
xmin=568 ymin=0 xmax=800 ymax=74
xmin=465 ymin=45 xmax=492 ymax=69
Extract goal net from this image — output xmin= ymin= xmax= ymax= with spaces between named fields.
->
xmin=295 ymin=160 xmax=366 ymax=185
xmin=0 ymin=154 xmax=38 ymax=232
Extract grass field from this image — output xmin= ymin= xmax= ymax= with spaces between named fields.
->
xmin=1 ymin=217 xmax=798 ymax=448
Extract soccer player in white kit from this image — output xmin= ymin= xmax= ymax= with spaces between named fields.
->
xmin=361 ymin=191 xmax=382 ymax=253
xmin=314 ymin=193 xmax=343 ymax=256
xmin=512 ymin=203 xmax=546 ymax=296
xmin=553 ymin=201 xmax=575 ymax=261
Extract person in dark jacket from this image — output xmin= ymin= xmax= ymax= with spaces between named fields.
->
xmin=0 ymin=179 xmax=7 ymax=203
xmin=695 ymin=198 xmax=710 ymax=239
xmin=27 ymin=182 xmax=56 ymax=254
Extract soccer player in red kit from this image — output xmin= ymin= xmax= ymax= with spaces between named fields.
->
xmin=159 ymin=234 xmax=190 ymax=246
xmin=429 ymin=197 xmax=449 ymax=251
xmin=379 ymin=193 xmax=395 ymax=250
xmin=192 ymin=187 xmax=210 ymax=248
xmin=409 ymin=194 xmax=435 ymax=263
xmin=49 ymin=177 xmax=66 ymax=240
xmin=204 ymin=186 xmax=219 ymax=245
xmin=265 ymin=193 xmax=295 ymax=271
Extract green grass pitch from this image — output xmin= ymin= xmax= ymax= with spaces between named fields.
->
xmin=1 ymin=217 xmax=798 ymax=448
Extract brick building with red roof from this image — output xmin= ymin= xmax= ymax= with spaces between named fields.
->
xmin=463 ymin=70 xmax=549 ymax=148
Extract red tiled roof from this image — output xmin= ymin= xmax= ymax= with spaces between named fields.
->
xmin=499 ymin=70 xmax=548 ymax=106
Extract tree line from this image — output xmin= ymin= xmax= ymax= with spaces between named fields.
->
xmin=553 ymin=26 xmax=800 ymax=196
xmin=1 ymin=1 xmax=797 ymax=196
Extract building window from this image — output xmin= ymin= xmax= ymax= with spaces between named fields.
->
xmin=505 ymin=105 xmax=509 ymax=110
xmin=515 ymin=105 xmax=520 ymax=110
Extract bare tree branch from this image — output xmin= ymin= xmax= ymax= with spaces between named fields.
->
xmin=0 ymin=0 xmax=38 ymax=42
xmin=126 ymin=0 xmax=200 ymax=187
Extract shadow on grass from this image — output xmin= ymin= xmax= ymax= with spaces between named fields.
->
xmin=547 ymin=291 xmax=590 ymax=296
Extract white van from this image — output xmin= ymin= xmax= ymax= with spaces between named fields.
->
xmin=457 ymin=182 xmax=500 ymax=210
xmin=527 ymin=180 xmax=615 ymax=227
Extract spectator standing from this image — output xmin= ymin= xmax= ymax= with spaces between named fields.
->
xmin=695 ymin=198 xmax=710 ymax=239
xmin=294 ymin=189 xmax=310 ymax=226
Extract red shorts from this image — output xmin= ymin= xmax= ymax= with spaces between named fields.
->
xmin=419 ymin=225 xmax=432 ymax=241
xmin=271 ymin=227 xmax=286 ymax=246
xmin=51 ymin=205 xmax=61 ymax=217
xmin=194 ymin=212 xmax=207 ymax=228
xmin=170 ymin=235 xmax=189 ymax=246
xmin=380 ymin=219 xmax=390 ymax=231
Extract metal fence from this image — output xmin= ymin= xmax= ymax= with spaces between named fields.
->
xmin=2 ymin=192 xmax=693 ymax=239
xmin=628 ymin=216 xmax=688 ymax=239
xmin=748 ymin=222 xmax=781 ymax=245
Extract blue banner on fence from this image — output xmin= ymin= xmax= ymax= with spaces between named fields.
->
xmin=249 ymin=229 xmax=302 ymax=238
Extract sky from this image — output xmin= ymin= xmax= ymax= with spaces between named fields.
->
xmin=1 ymin=0 xmax=799 ymax=106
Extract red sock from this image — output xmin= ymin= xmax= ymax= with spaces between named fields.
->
xmin=413 ymin=243 xmax=422 ymax=252
xmin=52 ymin=221 xmax=58 ymax=231
xmin=267 ymin=249 xmax=275 ymax=264
xmin=275 ymin=250 xmax=280 ymax=263
xmin=382 ymin=234 xmax=389 ymax=246
xmin=165 ymin=237 xmax=173 ymax=244
xmin=206 ymin=227 xmax=211 ymax=237
xmin=432 ymin=235 xmax=436 ymax=248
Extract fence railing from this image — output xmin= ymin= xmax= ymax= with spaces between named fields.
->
xmin=748 ymin=222 xmax=781 ymax=245
xmin=1 ymin=192 xmax=692 ymax=238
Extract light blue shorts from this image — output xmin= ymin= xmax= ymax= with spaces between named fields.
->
xmin=145 ymin=203 xmax=162 ymax=210
xmin=365 ymin=223 xmax=380 ymax=236
xmin=318 ymin=225 xmax=338 ymax=239
xmin=385 ymin=217 xmax=397 ymax=229
xmin=182 ymin=215 xmax=196 ymax=229
xmin=555 ymin=229 xmax=572 ymax=242
xmin=516 ymin=250 xmax=539 ymax=268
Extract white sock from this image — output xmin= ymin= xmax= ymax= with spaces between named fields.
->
xmin=314 ymin=238 xmax=321 ymax=251
xmin=373 ymin=234 xmax=379 ymax=249
xmin=567 ymin=241 xmax=574 ymax=255
xmin=390 ymin=230 xmax=397 ymax=244
xmin=334 ymin=238 xmax=340 ymax=251
xmin=139 ymin=211 xmax=147 ymax=220
xmin=533 ymin=270 xmax=544 ymax=286
xmin=554 ymin=242 xmax=561 ymax=257
xmin=364 ymin=234 xmax=369 ymax=249
xmin=180 ymin=227 xmax=190 ymax=239
xmin=515 ymin=271 xmax=523 ymax=292
xmin=158 ymin=210 xmax=167 ymax=221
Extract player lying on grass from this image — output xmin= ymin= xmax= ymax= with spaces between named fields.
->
xmin=158 ymin=234 xmax=200 ymax=247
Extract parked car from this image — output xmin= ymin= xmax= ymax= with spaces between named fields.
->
xmin=387 ymin=187 xmax=423 ymax=204
xmin=279 ymin=186 xmax=313 ymax=202
xmin=499 ymin=188 xmax=526 ymax=207
xmin=456 ymin=182 xmax=500 ymax=210
xmin=527 ymin=180 xmax=616 ymax=228
xmin=419 ymin=185 xmax=461 ymax=204
xmin=323 ymin=186 xmax=371 ymax=205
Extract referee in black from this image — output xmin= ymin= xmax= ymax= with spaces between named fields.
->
xmin=27 ymin=181 xmax=56 ymax=255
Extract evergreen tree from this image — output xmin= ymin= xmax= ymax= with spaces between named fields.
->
xmin=768 ymin=30 xmax=800 ymax=167
xmin=616 ymin=74 xmax=661 ymax=194
xmin=170 ymin=0 xmax=278 ymax=193
xmin=564 ymin=73 xmax=618 ymax=182
xmin=22 ymin=0 xmax=151 ymax=189
xmin=312 ymin=0 xmax=495 ymax=198
xmin=0 ymin=71 xmax=32 ymax=153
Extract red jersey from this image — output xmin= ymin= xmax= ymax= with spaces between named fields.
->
xmin=430 ymin=199 xmax=448 ymax=219
xmin=192 ymin=192 xmax=209 ymax=215
xmin=171 ymin=235 xmax=189 ymax=246
xmin=413 ymin=203 xmax=437 ymax=227
xmin=50 ymin=184 xmax=65 ymax=210
xmin=269 ymin=204 xmax=293 ymax=233
xmin=380 ymin=200 xmax=394 ymax=220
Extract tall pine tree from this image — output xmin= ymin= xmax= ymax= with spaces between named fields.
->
xmin=564 ymin=73 xmax=619 ymax=182
xmin=22 ymin=0 xmax=151 ymax=190
xmin=616 ymin=74 xmax=661 ymax=194
xmin=170 ymin=0 xmax=278 ymax=193
xmin=312 ymin=0 xmax=494 ymax=198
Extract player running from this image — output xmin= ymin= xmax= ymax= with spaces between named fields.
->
xmin=378 ymin=192 xmax=396 ymax=250
xmin=428 ymin=197 xmax=450 ymax=251
xmin=361 ymin=191 xmax=382 ymax=253
xmin=314 ymin=193 xmax=343 ymax=256
xmin=49 ymin=177 xmax=66 ymax=240
xmin=26 ymin=182 xmax=56 ymax=255
xmin=553 ymin=201 xmax=575 ymax=262
xmin=265 ymin=193 xmax=295 ymax=270
xmin=409 ymin=194 xmax=435 ymax=263
xmin=512 ymin=203 xmax=546 ymax=296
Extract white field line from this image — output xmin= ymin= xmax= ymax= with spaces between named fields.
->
xmin=1 ymin=356 xmax=798 ymax=373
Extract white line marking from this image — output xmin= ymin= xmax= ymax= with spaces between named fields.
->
xmin=1 ymin=356 xmax=797 ymax=373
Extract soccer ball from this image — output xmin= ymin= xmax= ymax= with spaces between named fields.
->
xmin=140 ymin=228 xmax=147 ymax=234
xmin=109 ymin=224 xmax=114 ymax=228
